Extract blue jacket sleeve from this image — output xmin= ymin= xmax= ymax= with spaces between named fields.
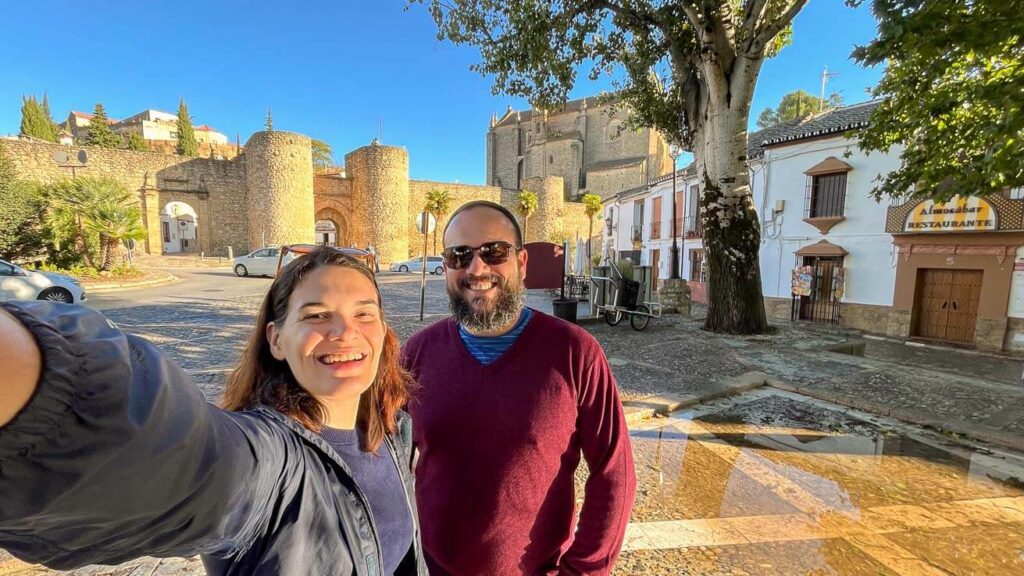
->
xmin=0 ymin=301 xmax=290 ymax=569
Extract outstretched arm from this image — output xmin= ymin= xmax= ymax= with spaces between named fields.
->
xmin=0 ymin=307 xmax=41 ymax=427
xmin=0 ymin=302 xmax=289 ymax=570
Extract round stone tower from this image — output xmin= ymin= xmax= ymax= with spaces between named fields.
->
xmin=521 ymin=176 xmax=564 ymax=243
xmin=345 ymin=140 xmax=409 ymax=265
xmin=245 ymin=131 xmax=315 ymax=250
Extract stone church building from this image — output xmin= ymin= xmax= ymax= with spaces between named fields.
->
xmin=486 ymin=97 xmax=673 ymax=200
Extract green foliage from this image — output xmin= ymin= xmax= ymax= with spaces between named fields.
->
xmin=19 ymin=95 xmax=57 ymax=142
xmin=516 ymin=189 xmax=539 ymax=242
xmin=311 ymin=139 xmax=333 ymax=172
xmin=515 ymin=190 xmax=538 ymax=217
xmin=424 ymin=188 xmax=453 ymax=217
xmin=412 ymin=0 xmax=805 ymax=147
xmin=176 ymin=98 xmax=198 ymax=157
xmin=86 ymin=103 xmax=122 ymax=148
xmin=126 ymin=131 xmax=148 ymax=151
xmin=0 ymin=143 xmax=45 ymax=259
xmin=850 ymin=0 xmax=1024 ymax=201
xmin=266 ymin=107 xmax=274 ymax=131
xmin=582 ymin=193 xmax=602 ymax=219
xmin=39 ymin=177 xmax=145 ymax=270
xmin=424 ymin=188 xmax=453 ymax=254
xmin=756 ymin=89 xmax=842 ymax=129
xmin=37 ymin=262 xmax=145 ymax=279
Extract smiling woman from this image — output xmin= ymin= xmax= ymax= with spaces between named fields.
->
xmin=0 ymin=246 xmax=427 ymax=575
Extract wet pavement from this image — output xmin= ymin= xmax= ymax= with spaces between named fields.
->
xmin=612 ymin=389 xmax=1024 ymax=575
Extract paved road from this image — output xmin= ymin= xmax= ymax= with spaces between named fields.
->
xmin=86 ymin=268 xmax=447 ymax=312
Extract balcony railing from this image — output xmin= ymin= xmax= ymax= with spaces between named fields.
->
xmin=684 ymin=215 xmax=702 ymax=238
xmin=630 ymin=225 xmax=643 ymax=242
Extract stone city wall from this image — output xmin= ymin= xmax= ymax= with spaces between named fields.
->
xmin=584 ymin=164 xmax=647 ymax=200
xmin=408 ymin=180 xmax=501 ymax=256
xmin=244 ymin=131 xmax=314 ymax=249
xmin=346 ymin=144 xmax=409 ymax=265
xmin=1 ymin=138 xmax=248 ymax=255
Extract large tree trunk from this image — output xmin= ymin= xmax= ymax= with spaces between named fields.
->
xmin=694 ymin=64 xmax=769 ymax=335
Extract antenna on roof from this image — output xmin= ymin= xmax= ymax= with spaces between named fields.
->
xmin=820 ymin=66 xmax=839 ymax=111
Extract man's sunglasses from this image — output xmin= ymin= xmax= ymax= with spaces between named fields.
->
xmin=441 ymin=241 xmax=519 ymax=270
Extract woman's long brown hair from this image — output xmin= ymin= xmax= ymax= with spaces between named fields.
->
xmin=222 ymin=246 xmax=412 ymax=453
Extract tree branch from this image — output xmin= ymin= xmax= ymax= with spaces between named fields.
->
xmin=741 ymin=0 xmax=770 ymax=36
xmin=750 ymin=0 xmax=808 ymax=55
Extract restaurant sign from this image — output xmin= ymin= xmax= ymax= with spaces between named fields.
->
xmin=903 ymin=195 xmax=996 ymax=232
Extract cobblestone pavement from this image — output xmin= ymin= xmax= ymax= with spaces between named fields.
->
xmin=5 ymin=277 xmax=1024 ymax=574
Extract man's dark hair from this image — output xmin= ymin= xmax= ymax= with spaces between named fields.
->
xmin=443 ymin=200 xmax=523 ymax=248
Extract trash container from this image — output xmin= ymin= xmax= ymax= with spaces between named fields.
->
xmin=552 ymin=298 xmax=578 ymax=323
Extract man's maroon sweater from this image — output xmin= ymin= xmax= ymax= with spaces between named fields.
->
xmin=401 ymin=310 xmax=636 ymax=576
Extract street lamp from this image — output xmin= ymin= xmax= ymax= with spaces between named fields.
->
xmin=669 ymin=143 xmax=681 ymax=279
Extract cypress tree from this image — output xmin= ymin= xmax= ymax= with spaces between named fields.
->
xmin=265 ymin=107 xmax=273 ymax=131
xmin=126 ymin=131 xmax=147 ymax=151
xmin=19 ymin=96 xmax=57 ymax=142
xmin=86 ymin=103 xmax=122 ymax=148
xmin=176 ymin=98 xmax=198 ymax=157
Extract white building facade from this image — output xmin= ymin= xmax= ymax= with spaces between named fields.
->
xmin=605 ymin=100 xmax=1024 ymax=351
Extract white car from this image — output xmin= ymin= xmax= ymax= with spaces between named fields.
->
xmin=0 ymin=259 xmax=86 ymax=303
xmin=233 ymin=247 xmax=296 ymax=277
xmin=390 ymin=256 xmax=445 ymax=275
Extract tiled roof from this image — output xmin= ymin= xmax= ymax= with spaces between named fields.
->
xmin=757 ymin=100 xmax=882 ymax=149
xmin=195 ymin=124 xmax=217 ymax=132
xmin=650 ymin=161 xmax=697 ymax=186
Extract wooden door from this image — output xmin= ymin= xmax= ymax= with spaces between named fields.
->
xmin=946 ymin=270 xmax=983 ymax=343
xmin=651 ymin=249 xmax=661 ymax=292
xmin=913 ymin=269 xmax=983 ymax=343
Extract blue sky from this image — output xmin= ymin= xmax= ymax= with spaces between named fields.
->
xmin=1 ymin=1 xmax=883 ymax=184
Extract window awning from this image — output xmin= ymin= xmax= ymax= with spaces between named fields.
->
xmin=804 ymin=156 xmax=853 ymax=176
xmin=795 ymin=239 xmax=849 ymax=257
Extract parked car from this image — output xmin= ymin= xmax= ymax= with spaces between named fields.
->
xmin=0 ymin=259 xmax=86 ymax=303
xmin=233 ymin=247 xmax=293 ymax=277
xmin=390 ymin=256 xmax=445 ymax=275
xmin=234 ymin=245 xmax=376 ymax=278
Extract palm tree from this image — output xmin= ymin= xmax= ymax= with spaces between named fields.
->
xmin=41 ymin=179 xmax=99 ymax=268
xmin=83 ymin=202 xmax=147 ymax=271
xmin=41 ymin=177 xmax=144 ymax=270
xmin=582 ymin=193 xmax=602 ymax=274
xmin=424 ymin=188 xmax=452 ymax=255
xmin=516 ymin=190 xmax=538 ymax=243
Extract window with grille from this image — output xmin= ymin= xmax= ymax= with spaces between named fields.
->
xmin=807 ymin=172 xmax=847 ymax=218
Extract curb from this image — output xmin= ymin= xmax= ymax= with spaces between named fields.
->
xmin=765 ymin=378 xmax=1024 ymax=453
xmin=83 ymin=271 xmax=179 ymax=293
xmin=623 ymin=371 xmax=769 ymax=425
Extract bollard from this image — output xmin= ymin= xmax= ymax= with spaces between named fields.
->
xmin=227 ymin=246 xmax=234 ymax=260
xmin=200 ymin=251 xmax=205 ymax=261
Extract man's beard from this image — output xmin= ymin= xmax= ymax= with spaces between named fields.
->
xmin=447 ymin=271 xmax=526 ymax=333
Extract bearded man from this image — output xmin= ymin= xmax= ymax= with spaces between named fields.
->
xmin=400 ymin=200 xmax=636 ymax=576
